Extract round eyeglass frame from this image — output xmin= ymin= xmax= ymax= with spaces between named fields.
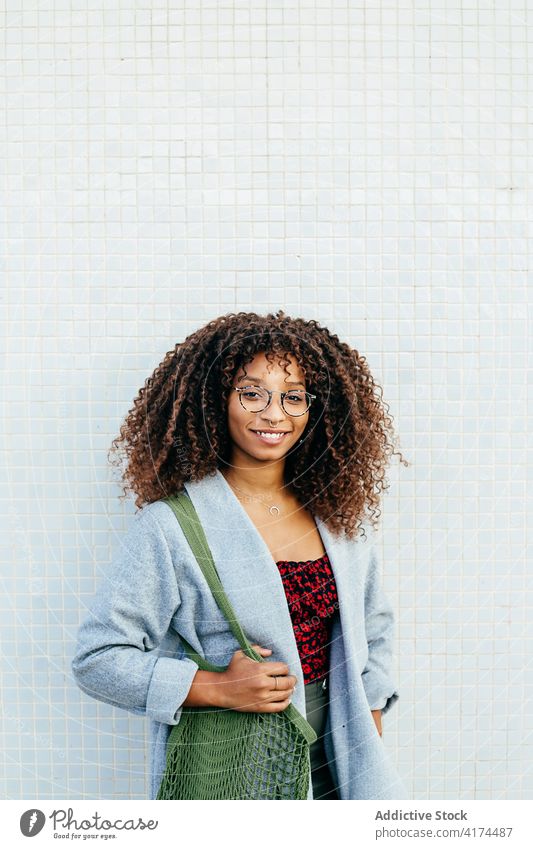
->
xmin=233 ymin=385 xmax=316 ymax=417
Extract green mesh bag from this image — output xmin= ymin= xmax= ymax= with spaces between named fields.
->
xmin=156 ymin=492 xmax=318 ymax=800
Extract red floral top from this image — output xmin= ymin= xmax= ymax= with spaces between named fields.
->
xmin=275 ymin=552 xmax=339 ymax=685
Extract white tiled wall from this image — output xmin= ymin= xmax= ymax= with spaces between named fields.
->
xmin=2 ymin=2 xmax=531 ymax=799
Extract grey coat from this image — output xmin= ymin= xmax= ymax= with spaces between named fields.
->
xmin=71 ymin=468 xmax=409 ymax=799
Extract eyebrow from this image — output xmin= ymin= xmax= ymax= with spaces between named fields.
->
xmin=236 ymin=376 xmax=306 ymax=387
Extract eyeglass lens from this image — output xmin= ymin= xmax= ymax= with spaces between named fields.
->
xmin=239 ymin=386 xmax=311 ymax=415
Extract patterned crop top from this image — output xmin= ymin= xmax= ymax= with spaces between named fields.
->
xmin=275 ymin=552 xmax=339 ymax=685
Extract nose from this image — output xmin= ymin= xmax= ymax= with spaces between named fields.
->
xmin=260 ymin=395 xmax=286 ymax=421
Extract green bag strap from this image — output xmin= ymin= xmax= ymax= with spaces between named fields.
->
xmin=162 ymin=490 xmax=318 ymax=745
xmin=163 ymin=492 xmax=263 ymax=664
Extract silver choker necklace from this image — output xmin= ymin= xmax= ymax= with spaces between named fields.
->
xmin=224 ymin=476 xmax=285 ymax=516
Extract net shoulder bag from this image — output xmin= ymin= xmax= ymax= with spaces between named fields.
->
xmin=155 ymin=491 xmax=318 ymax=800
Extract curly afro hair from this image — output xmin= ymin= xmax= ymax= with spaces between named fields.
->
xmin=108 ymin=309 xmax=409 ymax=540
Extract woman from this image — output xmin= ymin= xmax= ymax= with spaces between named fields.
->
xmin=72 ymin=309 xmax=410 ymax=800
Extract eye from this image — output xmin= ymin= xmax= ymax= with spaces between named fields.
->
xmin=238 ymin=385 xmax=263 ymax=398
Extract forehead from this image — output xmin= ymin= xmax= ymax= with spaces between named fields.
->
xmin=236 ymin=351 xmax=305 ymax=382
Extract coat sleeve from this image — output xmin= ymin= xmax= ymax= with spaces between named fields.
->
xmin=71 ymin=503 xmax=200 ymax=725
xmin=360 ymin=540 xmax=400 ymax=716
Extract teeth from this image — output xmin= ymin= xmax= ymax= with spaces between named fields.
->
xmin=256 ymin=431 xmax=285 ymax=439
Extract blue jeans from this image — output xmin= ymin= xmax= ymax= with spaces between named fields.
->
xmin=304 ymin=675 xmax=340 ymax=799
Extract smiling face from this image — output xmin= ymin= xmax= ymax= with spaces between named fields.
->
xmin=226 ymin=351 xmax=310 ymax=468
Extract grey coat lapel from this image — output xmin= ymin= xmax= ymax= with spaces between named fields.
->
xmin=182 ymin=470 xmax=358 ymax=710
xmin=183 ymin=470 xmax=303 ymax=691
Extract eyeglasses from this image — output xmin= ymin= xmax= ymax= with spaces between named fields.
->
xmin=233 ymin=385 xmax=316 ymax=417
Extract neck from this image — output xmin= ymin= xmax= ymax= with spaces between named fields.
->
xmin=222 ymin=466 xmax=287 ymax=497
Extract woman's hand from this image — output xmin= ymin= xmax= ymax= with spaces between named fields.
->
xmin=216 ymin=645 xmax=297 ymax=713
xmin=371 ymin=709 xmax=382 ymax=737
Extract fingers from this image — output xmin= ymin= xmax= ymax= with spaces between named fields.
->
xmin=270 ymin=689 xmax=294 ymax=704
xmin=249 ymin=646 xmax=289 ymax=671
xmin=248 ymin=646 xmax=297 ymax=690
xmin=262 ymin=696 xmax=292 ymax=712
xmin=263 ymin=661 xmax=292 ymax=676
xmin=247 ymin=646 xmax=294 ymax=678
xmin=240 ymin=646 xmax=297 ymax=712
xmin=250 ymin=644 xmax=273 ymax=656
xmin=268 ymin=673 xmax=297 ymax=691
xmin=267 ymin=675 xmax=296 ymax=709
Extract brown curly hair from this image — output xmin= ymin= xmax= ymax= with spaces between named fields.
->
xmin=108 ymin=309 xmax=410 ymax=540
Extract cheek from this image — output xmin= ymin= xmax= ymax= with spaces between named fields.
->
xmin=226 ymin=403 xmax=247 ymax=434
xmin=297 ymin=415 xmax=310 ymax=434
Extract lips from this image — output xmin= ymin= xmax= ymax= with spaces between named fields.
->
xmin=250 ymin=430 xmax=290 ymax=444
xmin=251 ymin=430 xmax=290 ymax=434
